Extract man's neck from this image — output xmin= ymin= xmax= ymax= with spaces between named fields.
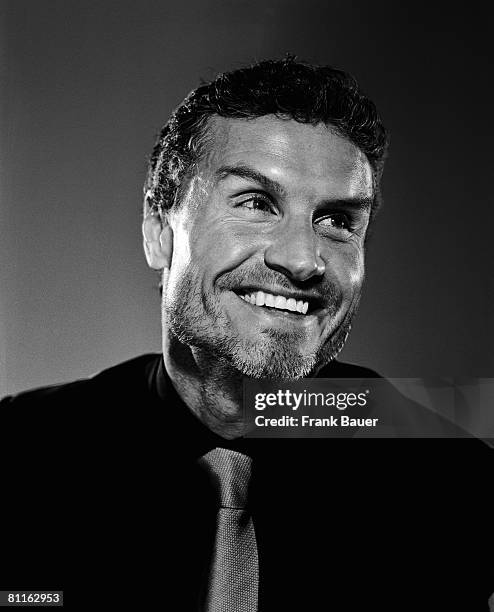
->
xmin=163 ymin=334 xmax=248 ymax=440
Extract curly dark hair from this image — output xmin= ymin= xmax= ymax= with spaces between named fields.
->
xmin=144 ymin=56 xmax=388 ymax=222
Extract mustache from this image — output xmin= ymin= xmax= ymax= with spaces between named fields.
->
xmin=217 ymin=265 xmax=342 ymax=310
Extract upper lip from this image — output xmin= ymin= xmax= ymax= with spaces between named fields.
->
xmin=232 ymin=285 xmax=325 ymax=312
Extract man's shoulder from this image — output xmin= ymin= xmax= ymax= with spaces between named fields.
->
xmin=0 ymin=353 xmax=161 ymax=407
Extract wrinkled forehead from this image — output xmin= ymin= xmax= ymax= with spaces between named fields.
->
xmin=199 ymin=115 xmax=374 ymax=200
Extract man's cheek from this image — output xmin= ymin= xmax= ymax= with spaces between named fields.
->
xmin=337 ymin=250 xmax=365 ymax=294
xmin=348 ymin=265 xmax=365 ymax=293
xmin=213 ymin=232 xmax=258 ymax=269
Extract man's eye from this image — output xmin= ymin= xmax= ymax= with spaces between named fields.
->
xmin=236 ymin=195 xmax=273 ymax=214
xmin=317 ymin=213 xmax=352 ymax=231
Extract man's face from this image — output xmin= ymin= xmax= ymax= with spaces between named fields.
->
xmin=163 ymin=115 xmax=373 ymax=379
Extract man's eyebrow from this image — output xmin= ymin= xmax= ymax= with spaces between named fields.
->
xmin=215 ymin=164 xmax=286 ymax=196
xmin=215 ymin=164 xmax=373 ymax=211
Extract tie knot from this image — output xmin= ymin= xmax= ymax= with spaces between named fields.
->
xmin=198 ymin=448 xmax=253 ymax=509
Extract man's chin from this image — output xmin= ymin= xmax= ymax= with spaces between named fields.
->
xmin=223 ymin=333 xmax=319 ymax=379
xmin=230 ymin=321 xmax=352 ymax=380
xmin=231 ymin=353 xmax=317 ymax=380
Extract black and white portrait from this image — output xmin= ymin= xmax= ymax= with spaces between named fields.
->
xmin=1 ymin=1 xmax=492 ymax=610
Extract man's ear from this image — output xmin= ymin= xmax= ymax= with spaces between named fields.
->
xmin=142 ymin=194 xmax=173 ymax=270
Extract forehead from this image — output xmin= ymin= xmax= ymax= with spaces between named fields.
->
xmin=201 ymin=115 xmax=373 ymax=199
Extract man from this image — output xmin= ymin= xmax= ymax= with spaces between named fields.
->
xmin=1 ymin=58 xmax=492 ymax=610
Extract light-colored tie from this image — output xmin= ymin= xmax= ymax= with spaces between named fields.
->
xmin=198 ymin=447 xmax=259 ymax=612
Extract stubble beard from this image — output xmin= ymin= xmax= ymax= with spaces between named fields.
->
xmin=163 ymin=267 xmax=360 ymax=380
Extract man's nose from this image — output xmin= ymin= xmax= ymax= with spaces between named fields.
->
xmin=264 ymin=218 xmax=326 ymax=282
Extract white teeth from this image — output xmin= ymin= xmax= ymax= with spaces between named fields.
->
xmin=274 ymin=295 xmax=287 ymax=310
xmin=265 ymin=293 xmax=275 ymax=307
xmin=240 ymin=290 xmax=310 ymax=315
xmin=255 ymin=291 xmax=265 ymax=306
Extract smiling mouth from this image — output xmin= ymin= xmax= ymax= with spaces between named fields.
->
xmin=236 ymin=290 xmax=314 ymax=315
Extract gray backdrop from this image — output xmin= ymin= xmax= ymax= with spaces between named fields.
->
xmin=1 ymin=0 xmax=492 ymax=396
